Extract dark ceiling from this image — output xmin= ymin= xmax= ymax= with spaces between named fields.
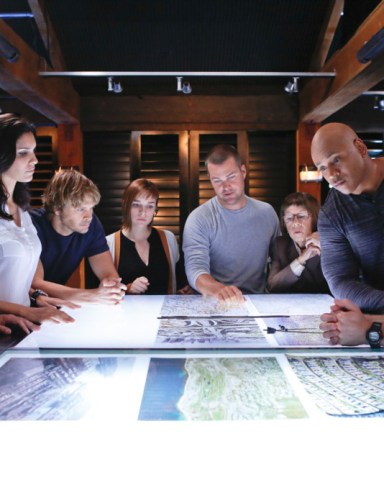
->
xmin=1 ymin=0 xmax=383 ymax=99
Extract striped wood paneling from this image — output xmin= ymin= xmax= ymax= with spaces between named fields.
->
xmin=30 ymin=133 xmax=57 ymax=208
xmin=139 ymin=134 xmax=181 ymax=238
xmin=84 ymin=130 xmax=296 ymax=237
xmin=248 ymin=131 xmax=295 ymax=213
xmin=84 ymin=132 xmax=131 ymax=235
xmin=196 ymin=131 xmax=295 ymax=215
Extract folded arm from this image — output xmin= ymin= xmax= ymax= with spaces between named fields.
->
xmin=319 ymin=212 xmax=384 ymax=312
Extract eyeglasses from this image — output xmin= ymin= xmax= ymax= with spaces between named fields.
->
xmin=284 ymin=213 xmax=310 ymax=224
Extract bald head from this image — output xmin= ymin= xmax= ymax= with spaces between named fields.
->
xmin=310 ymin=122 xmax=376 ymax=194
xmin=311 ymin=123 xmax=358 ymax=163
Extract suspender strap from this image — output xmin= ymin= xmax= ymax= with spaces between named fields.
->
xmin=155 ymin=228 xmax=174 ymax=294
xmin=114 ymin=228 xmax=173 ymax=294
xmin=114 ymin=230 xmax=121 ymax=269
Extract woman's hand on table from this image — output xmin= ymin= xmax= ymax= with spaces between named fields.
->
xmin=127 ymin=276 xmax=150 ymax=294
xmin=0 ymin=314 xmax=40 ymax=335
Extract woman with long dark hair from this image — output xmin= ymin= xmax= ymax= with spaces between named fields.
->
xmin=0 ymin=113 xmax=74 ymax=332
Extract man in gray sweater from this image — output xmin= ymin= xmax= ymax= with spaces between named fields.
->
xmin=183 ymin=144 xmax=280 ymax=304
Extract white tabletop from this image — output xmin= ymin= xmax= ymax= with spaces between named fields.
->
xmin=16 ymin=294 xmax=335 ymax=349
xmin=2 ymin=293 xmax=382 ymax=480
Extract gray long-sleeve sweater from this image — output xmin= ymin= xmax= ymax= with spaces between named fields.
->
xmin=182 ymin=196 xmax=280 ymax=293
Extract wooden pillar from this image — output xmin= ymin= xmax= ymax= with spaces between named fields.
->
xmin=237 ymin=131 xmax=249 ymax=194
xmin=57 ymin=123 xmax=84 ymax=287
xmin=57 ymin=123 xmax=83 ymax=170
xmin=296 ymin=122 xmax=321 ymax=201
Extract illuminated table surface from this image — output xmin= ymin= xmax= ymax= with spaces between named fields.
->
xmin=1 ymin=294 xmax=382 ymax=480
xmin=16 ymin=293 xmax=335 ymax=349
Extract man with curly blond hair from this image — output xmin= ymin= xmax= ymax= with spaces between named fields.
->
xmin=30 ymin=169 xmax=126 ymax=305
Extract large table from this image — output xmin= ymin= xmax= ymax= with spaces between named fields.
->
xmin=14 ymin=293 xmax=336 ymax=349
xmin=0 ymin=294 xmax=382 ymax=480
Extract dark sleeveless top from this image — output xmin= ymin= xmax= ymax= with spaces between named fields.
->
xmin=118 ymin=228 xmax=170 ymax=294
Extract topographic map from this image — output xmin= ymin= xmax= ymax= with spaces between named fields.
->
xmin=139 ymin=356 xmax=308 ymax=420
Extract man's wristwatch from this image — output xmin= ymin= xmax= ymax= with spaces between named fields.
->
xmin=366 ymin=322 xmax=383 ymax=348
xmin=30 ymin=289 xmax=48 ymax=307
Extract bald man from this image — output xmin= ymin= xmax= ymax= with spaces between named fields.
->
xmin=311 ymin=122 xmax=384 ymax=313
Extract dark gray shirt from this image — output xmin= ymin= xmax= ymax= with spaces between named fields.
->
xmin=318 ymin=182 xmax=384 ymax=313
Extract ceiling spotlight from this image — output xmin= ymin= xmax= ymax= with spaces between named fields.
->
xmin=373 ymin=95 xmax=384 ymax=111
xmin=176 ymin=76 xmax=192 ymax=94
xmin=113 ymin=81 xmax=123 ymax=93
xmin=284 ymin=76 xmax=299 ymax=94
xmin=107 ymin=76 xmax=123 ymax=94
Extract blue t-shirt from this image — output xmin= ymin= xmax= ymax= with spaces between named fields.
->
xmin=30 ymin=208 xmax=109 ymax=284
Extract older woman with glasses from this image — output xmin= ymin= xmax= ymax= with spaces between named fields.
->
xmin=267 ymin=192 xmax=330 ymax=294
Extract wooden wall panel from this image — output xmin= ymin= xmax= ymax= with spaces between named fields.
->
xmin=30 ymin=127 xmax=58 ymax=208
xmin=81 ymin=96 xmax=297 ymax=131
xmin=84 ymin=129 xmax=297 ymax=244
xmin=248 ymin=131 xmax=295 ymax=214
xmin=139 ymin=134 xmax=181 ymax=238
xmin=84 ymin=132 xmax=131 ymax=235
xmin=296 ymin=122 xmax=321 ymax=202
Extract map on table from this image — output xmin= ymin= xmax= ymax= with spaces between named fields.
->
xmin=1 ymin=350 xmax=383 ymax=421
xmin=155 ymin=316 xmax=269 ymax=347
xmin=139 ymin=356 xmax=308 ymax=421
xmin=260 ymin=315 xmax=329 ymax=347
xmin=288 ymin=354 xmax=384 ymax=417
xmin=156 ymin=296 xmax=329 ymax=348
xmin=158 ymin=294 xmax=259 ymax=318
xmin=0 ymin=355 xmax=136 ymax=421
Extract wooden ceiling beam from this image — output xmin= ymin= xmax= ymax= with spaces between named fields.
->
xmin=300 ymin=0 xmax=384 ymax=123
xmin=0 ymin=19 xmax=79 ymax=124
xmin=309 ymin=0 xmax=344 ymax=71
xmin=27 ymin=0 xmax=67 ymax=70
xmin=80 ymin=95 xmax=297 ymax=131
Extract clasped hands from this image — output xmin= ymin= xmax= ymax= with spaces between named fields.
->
xmin=97 ymin=277 xmax=127 ymax=303
xmin=319 ymin=298 xmax=371 ymax=346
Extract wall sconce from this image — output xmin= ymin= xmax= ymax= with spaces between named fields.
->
xmin=176 ymin=76 xmax=192 ymax=94
xmin=107 ymin=76 xmax=123 ymax=93
xmin=284 ymin=76 xmax=299 ymax=94
xmin=299 ymin=164 xmax=322 ymax=183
